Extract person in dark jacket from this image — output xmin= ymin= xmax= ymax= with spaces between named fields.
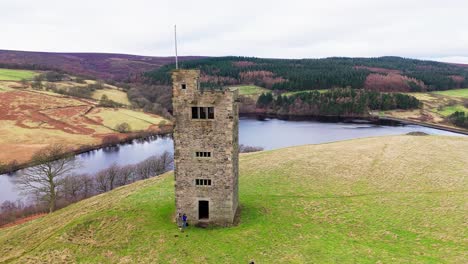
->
xmin=182 ymin=213 xmax=188 ymax=230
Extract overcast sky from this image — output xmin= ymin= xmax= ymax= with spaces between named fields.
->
xmin=1 ymin=0 xmax=467 ymax=63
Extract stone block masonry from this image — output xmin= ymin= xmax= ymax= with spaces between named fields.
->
xmin=172 ymin=69 xmax=239 ymax=226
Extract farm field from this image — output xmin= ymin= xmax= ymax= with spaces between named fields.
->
xmin=433 ymin=88 xmax=468 ymax=98
xmin=87 ymin=108 xmax=166 ymax=131
xmin=0 ymin=87 xmax=169 ymax=165
xmin=437 ymin=104 xmax=468 ymax=117
xmin=283 ymin=89 xmax=328 ymax=96
xmin=0 ymin=68 xmax=37 ymax=81
xmin=382 ymin=91 xmax=468 ymax=131
xmin=1 ymin=135 xmax=467 ymax=263
xmin=233 ymin=85 xmax=269 ymax=96
xmin=92 ymin=88 xmax=130 ymax=105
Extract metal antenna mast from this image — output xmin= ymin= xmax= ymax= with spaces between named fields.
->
xmin=174 ymin=25 xmax=179 ymax=69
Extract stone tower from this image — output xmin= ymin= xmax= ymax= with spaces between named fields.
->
xmin=172 ymin=69 xmax=239 ymax=226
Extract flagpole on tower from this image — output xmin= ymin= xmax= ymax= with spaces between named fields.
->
xmin=174 ymin=24 xmax=179 ymax=70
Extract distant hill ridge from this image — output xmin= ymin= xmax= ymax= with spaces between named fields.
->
xmin=0 ymin=49 xmax=205 ymax=81
xmin=147 ymin=56 xmax=468 ymax=92
xmin=2 ymin=49 xmax=468 ymax=92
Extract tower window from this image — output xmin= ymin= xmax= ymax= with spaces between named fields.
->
xmin=195 ymin=179 xmax=212 ymax=186
xmin=200 ymin=107 xmax=207 ymax=119
xmin=195 ymin=151 xmax=211 ymax=158
xmin=208 ymin=107 xmax=214 ymax=119
xmin=181 ymin=83 xmax=186 ymax=89
xmin=192 ymin=107 xmax=198 ymax=119
xmin=191 ymin=107 xmax=214 ymax=119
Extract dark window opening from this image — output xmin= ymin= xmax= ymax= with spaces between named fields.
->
xmin=199 ymin=200 xmax=209 ymax=219
xmin=181 ymin=84 xmax=186 ymax=89
xmin=191 ymin=107 xmax=214 ymax=120
xmin=208 ymin=107 xmax=214 ymax=119
xmin=191 ymin=107 xmax=199 ymax=119
xmin=195 ymin=179 xmax=212 ymax=186
xmin=200 ymin=107 xmax=207 ymax=119
xmin=195 ymin=151 xmax=211 ymax=158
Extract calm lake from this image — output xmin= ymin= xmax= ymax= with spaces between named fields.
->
xmin=0 ymin=117 xmax=465 ymax=203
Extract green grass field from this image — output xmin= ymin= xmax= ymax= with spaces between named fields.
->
xmin=433 ymin=88 xmax=468 ymax=98
xmin=1 ymin=135 xmax=467 ymax=263
xmin=437 ymin=104 xmax=468 ymax=116
xmin=92 ymin=89 xmax=131 ymax=105
xmin=0 ymin=68 xmax=37 ymax=81
xmin=234 ymin=85 xmax=269 ymax=96
xmin=283 ymin=89 xmax=328 ymax=96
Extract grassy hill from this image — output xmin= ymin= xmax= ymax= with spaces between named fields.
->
xmin=0 ymin=68 xmax=37 ymax=81
xmin=1 ymin=135 xmax=467 ymax=263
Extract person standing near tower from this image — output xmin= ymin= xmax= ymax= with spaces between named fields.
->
xmin=176 ymin=213 xmax=183 ymax=231
xmin=182 ymin=213 xmax=188 ymax=229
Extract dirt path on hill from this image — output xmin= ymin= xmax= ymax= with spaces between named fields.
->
xmin=0 ymin=213 xmax=47 ymax=229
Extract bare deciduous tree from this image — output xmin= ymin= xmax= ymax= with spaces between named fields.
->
xmin=115 ymin=165 xmax=135 ymax=186
xmin=80 ymin=174 xmax=95 ymax=199
xmin=15 ymin=144 xmax=77 ymax=213
xmin=94 ymin=163 xmax=120 ymax=193
xmin=61 ymin=175 xmax=84 ymax=203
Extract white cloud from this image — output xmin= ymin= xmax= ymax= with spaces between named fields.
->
xmin=1 ymin=0 xmax=467 ymax=63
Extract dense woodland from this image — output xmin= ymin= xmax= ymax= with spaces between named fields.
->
xmin=256 ymin=89 xmax=421 ymax=116
xmin=145 ymin=56 xmax=468 ymax=92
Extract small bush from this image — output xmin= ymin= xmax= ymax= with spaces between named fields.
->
xmin=43 ymin=71 xmax=65 ymax=82
xmin=98 ymin=94 xmax=123 ymax=108
xmin=31 ymin=80 xmax=43 ymax=90
xmin=115 ymin=122 xmax=131 ymax=133
xmin=45 ymin=83 xmax=57 ymax=91
xmin=448 ymin=111 xmax=468 ymax=128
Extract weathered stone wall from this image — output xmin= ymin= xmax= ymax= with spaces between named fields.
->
xmin=172 ymin=69 xmax=239 ymax=226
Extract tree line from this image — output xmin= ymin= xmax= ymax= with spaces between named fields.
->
xmin=145 ymin=56 xmax=468 ymax=92
xmin=256 ymin=89 xmax=421 ymax=116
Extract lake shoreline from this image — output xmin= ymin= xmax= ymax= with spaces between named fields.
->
xmin=240 ymin=112 xmax=468 ymax=135
xmin=379 ymin=116 xmax=468 ymax=135
xmin=0 ymin=125 xmax=173 ymax=175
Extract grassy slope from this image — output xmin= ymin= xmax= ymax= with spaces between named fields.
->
xmin=437 ymin=105 xmax=468 ymax=117
xmin=234 ymin=85 xmax=269 ymax=96
xmin=88 ymin=108 xmax=167 ymax=132
xmin=1 ymin=135 xmax=467 ymax=263
xmin=434 ymin=88 xmax=468 ymax=99
xmin=0 ymin=68 xmax=37 ymax=81
xmin=283 ymin=89 xmax=329 ymax=96
xmin=92 ymin=89 xmax=130 ymax=105
xmin=382 ymin=92 xmax=468 ymax=130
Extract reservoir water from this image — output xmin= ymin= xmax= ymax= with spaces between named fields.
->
xmin=0 ymin=117 xmax=464 ymax=203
